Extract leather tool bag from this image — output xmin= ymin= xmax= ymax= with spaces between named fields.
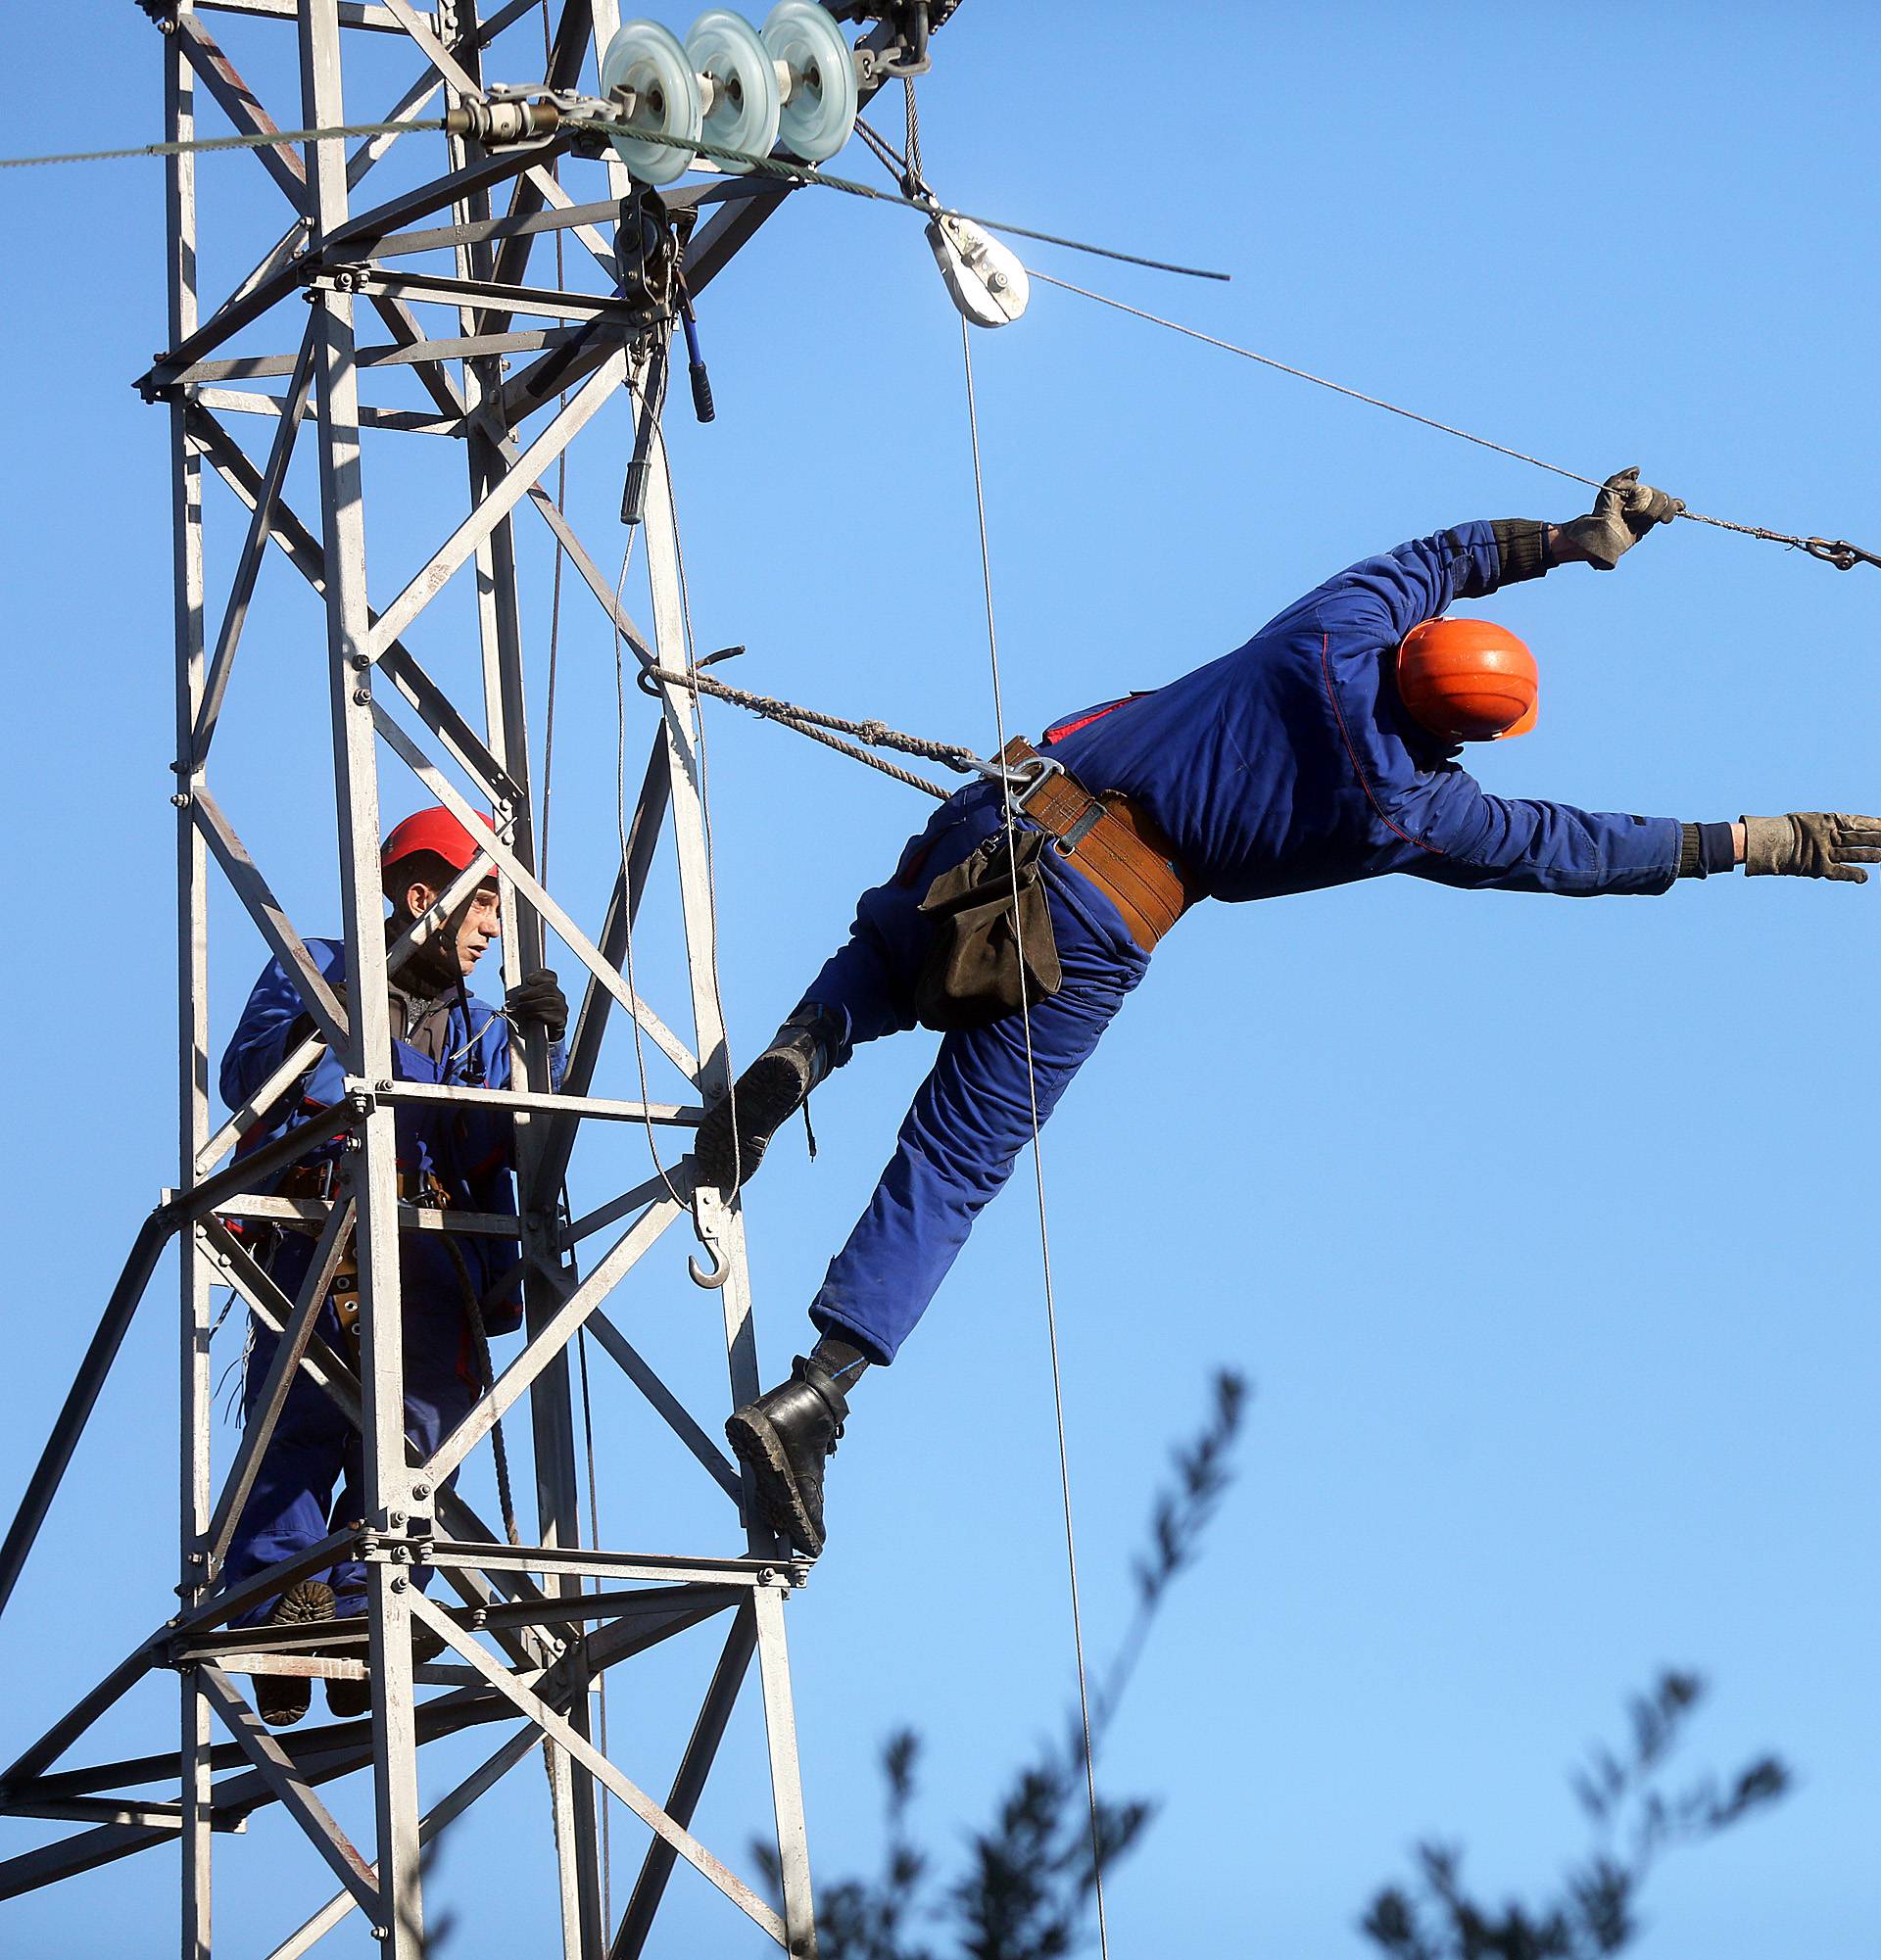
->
xmin=913 ymin=826 xmax=1064 ymax=1031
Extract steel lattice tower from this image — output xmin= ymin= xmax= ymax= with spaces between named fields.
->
xmin=0 ymin=3 xmax=943 ymax=1950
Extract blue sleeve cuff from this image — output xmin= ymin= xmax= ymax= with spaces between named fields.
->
xmin=1678 ymin=821 xmax=1739 ymax=877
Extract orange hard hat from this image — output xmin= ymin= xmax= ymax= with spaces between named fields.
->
xmin=1395 ymin=617 xmax=1539 ymax=741
xmin=380 ymin=805 xmax=495 ymax=875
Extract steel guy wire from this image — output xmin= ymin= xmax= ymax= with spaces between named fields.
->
xmin=1028 ymin=269 xmax=1881 ymax=571
xmin=958 ymin=314 xmax=1113 ymax=1960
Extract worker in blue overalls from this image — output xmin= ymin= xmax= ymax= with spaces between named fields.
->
xmin=219 ymin=807 xmax=565 ymax=1725
xmin=694 ymin=470 xmax=1881 ymax=1558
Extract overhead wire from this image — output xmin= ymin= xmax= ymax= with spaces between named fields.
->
xmin=0 ymin=113 xmax=1228 ymax=284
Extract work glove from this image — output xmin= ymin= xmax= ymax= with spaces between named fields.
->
xmin=1561 ymin=466 xmax=1685 ymax=569
xmin=505 ymin=969 xmax=568 ymax=1040
xmin=1740 ymin=812 xmax=1881 ymax=883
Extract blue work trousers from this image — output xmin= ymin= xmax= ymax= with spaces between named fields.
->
xmin=800 ymin=783 xmax=1150 ymax=1362
xmin=224 ymin=1237 xmax=477 ymax=1624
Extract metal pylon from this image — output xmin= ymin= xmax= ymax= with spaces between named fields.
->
xmin=0 ymin=1 xmax=933 ymax=1948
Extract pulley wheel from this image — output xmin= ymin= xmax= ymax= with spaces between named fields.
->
xmin=599 ymin=19 xmax=704 ymax=185
xmin=688 ymin=10 xmax=782 ymax=168
xmin=762 ymin=0 xmax=858 ymax=164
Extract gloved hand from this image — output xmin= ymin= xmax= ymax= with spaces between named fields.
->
xmin=1560 ymin=466 xmax=1685 ymax=569
xmin=1740 ymin=812 xmax=1881 ymax=882
xmin=506 ymin=969 xmax=568 ymax=1039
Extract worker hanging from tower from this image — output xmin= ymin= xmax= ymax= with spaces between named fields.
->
xmin=694 ymin=469 xmax=1881 ymax=1558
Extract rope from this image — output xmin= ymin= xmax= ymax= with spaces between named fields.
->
xmin=639 ymin=662 xmax=976 ymax=776
xmin=1029 ymin=270 xmax=1880 ymax=571
xmin=958 ymin=317 xmax=1113 ymax=1957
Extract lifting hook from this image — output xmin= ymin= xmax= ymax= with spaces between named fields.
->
xmin=688 ymin=1191 xmax=732 ymax=1290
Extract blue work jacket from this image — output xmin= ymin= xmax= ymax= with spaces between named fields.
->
xmin=220 ymin=938 xmax=563 ymax=1333
xmin=1039 ymin=521 xmax=1680 ymax=902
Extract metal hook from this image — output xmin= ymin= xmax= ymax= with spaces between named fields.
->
xmin=688 ymin=1193 xmax=731 ymax=1290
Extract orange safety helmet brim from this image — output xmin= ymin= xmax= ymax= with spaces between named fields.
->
xmin=1395 ymin=617 xmax=1539 ymax=742
xmin=380 ymin=805 xmax=497 ymax=878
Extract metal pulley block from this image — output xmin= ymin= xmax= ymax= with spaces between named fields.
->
xmin=926 ymin=211 xmax=1029 ymax=328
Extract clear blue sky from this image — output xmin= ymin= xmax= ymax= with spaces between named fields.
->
xmin=3 ymin=3 xmax=1877 ymax=1954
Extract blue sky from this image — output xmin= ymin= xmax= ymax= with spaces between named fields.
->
xmin=2 ymin=2 xmax=1877 ymax=1954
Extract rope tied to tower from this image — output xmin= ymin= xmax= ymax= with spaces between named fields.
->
xmin=636 ymin=655 xmax=992 ymax=799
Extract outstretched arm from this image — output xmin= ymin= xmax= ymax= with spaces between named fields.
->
xmin=1388 ymin=784 xmax=1878 ymax=897
xmin=1310 ymin=469 xmax=1685 ymax=651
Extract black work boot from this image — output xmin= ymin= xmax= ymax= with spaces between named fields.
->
xmin=725 ymin=1356 xmax=851 ymax=1557
xmin=694 ymin=1012 xmax=834 ymax=1194
xmin=256 ymin=1579 xmax=337 ymax=1729
xmin=326 ymin=1617 xmax=447 ymax=1720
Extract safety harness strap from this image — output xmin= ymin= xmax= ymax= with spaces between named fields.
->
xmin=999 ymin=738 xmax=1195 ymax=952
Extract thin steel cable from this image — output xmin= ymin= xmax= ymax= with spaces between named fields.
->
xmin=576 ymin=1322 xmax=612 ymax=1923
xmin=564 ymin=118 xmax=1229 ymax=282
xmin=0 ymin=112 xmax=1228 ymax=282
xmin=538 ymin=0 xmax=606 ymax=1910
xmin=1028 ymin=270 xmax=1877 ymax=562
xmin=902 ymin=75 xmax=925 ymax=196
xmin=0 ymin=116 xmax=445 ymax=168
xmin=958 ymin=316 xmax=1112 ymax=1956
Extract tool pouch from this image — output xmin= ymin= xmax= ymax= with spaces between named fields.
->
xmin=913 ymin=826 xmax=1063 ymax=1032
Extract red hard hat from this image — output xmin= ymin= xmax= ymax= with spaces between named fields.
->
xmin=1395 ymin=617 xmax=1539 ymax=741
xmin=380 ymin=805 xmax=495 ymax=875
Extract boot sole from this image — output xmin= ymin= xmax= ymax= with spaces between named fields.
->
xmin=725 ymin=1408 xmax=824 ymax=1558
xmin=259 ymin=1580 xmax=338 ymax=1729
xmin=695 ymin=1054 xmax=806 ymax=1193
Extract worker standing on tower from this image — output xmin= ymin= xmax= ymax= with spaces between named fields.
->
xmin=218 ymin=808 xmax=566 ymax=1726
xmin=696 ymin=469 xmax=1881 ymax=1558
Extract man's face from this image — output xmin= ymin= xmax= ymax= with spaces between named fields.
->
xmin=403 ymin=877 xmax=502 ymax=979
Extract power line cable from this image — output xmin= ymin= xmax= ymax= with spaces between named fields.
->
xmin=0 ymin=116 xmax=447 ymax=168
xmin=1028 ymin=270 xmax=1880 ymax=572
xmin=0 ymin=112 xmax=1228 ymax=283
